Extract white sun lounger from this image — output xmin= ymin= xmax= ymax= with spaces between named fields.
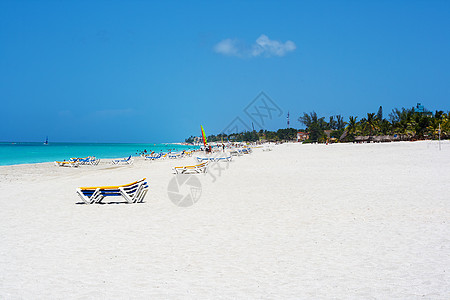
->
xmin=112 ymin=155 xmax=134 ymax=165
xmin=172 ymin=162 xmax=208 ymax=174
xmin=54 ymin=161 xmax=79 ymax=167
xmin=196 ymin=155 xmax=232 ymax=162
xmin=70 ymin=156 xmax=100 ymax=165
xmin=168 ymin=152 xmax=183 ymax=159
xmin=144 ymin=153 xmax=163 ymax=160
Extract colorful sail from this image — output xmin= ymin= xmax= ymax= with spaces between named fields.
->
xmin=201 ymin=125 xmax=208 ymax=146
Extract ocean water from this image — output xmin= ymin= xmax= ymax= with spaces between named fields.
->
xmin=0 ymin=142 xmax=199 ymax=166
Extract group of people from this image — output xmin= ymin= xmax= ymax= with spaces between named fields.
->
xmin=136 ymin=148 xmax=184 ymax=156
xmin=136 ymin=143 xmax=232 ymax=156
xmin=201 ymin=144 xmax=226 ymax=153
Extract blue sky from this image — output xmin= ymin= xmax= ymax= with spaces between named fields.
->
xmin=1 ymin=0 xmax=449 ymax=143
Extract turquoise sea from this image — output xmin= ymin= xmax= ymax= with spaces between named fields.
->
xmin=0 ymin=142 xmax=199 ymax=166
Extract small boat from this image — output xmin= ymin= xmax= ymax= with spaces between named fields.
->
xmin=44 ymin=136 xmax=49 ymax=145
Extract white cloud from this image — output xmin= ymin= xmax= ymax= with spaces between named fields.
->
xmin=213 ymin=38 xmax=241 ymax=57
xmin=214 ymin=34 xmax=296 ymax=58
xmin=252 ymin=34 xmax=296 ymax=57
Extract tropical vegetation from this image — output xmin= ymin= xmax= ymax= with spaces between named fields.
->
xmin=185 ymin=128 xmax=299 ymax=143
xmin=185 ymin=105 xmax=449 ymax=143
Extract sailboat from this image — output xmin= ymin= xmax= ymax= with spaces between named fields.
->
xmin=44 ymin=136 xmax=49 ymax=145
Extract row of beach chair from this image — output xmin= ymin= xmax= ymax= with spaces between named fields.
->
xmin=70 ymin=156 xmax=100 ymax=165
xmin=196 ymin=155 xmax=232 ymax=162
xmin=173 ymin=152 xmax=235 ymax=174
xmin=55 ymin=155 xmax=134 ymax=167
xmin=144 ymin=150 xmax=195 ymax=161
xmin=144 ymin=153 xmax=167 ymax=160
xmin=76 ymin=147 xmax=253 ymax=204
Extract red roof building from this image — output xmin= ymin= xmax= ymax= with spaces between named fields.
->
xmin=297 ymin=131 xmax=309 ymax=142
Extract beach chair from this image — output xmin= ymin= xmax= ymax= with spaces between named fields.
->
xmin=230 ymin=150 xmax=242 ymax=156
xmin=89 ymin=156 xmax=100 ymax=165
xmin=77 ymin=157 xmax=91 ymax=165
xmin=173 ymin=162 xmax=208 ymax=174
xmin=218 ymin=155 xmax=232 ymax=162
xmin=112 ymin=155 xmax=133 ymax=165
xmin=144 ymin=153 xmax=163 ymax=160
xmin=54 ymin=161 xmax=79 ymax=167
xmin=196 ymin=155 xmax=232 ymax=162
xmin=168 ymin=152 xmax=183 ymax=159
xmin=70 ymin=156 xmax=100 ymax=165
xmin=156 ymin=153 xmax=168 ymax=160
xmin=236 ymin=148 xmax=252 ymax=155
xmin=76 ymin=178 xmax=149 ymax=204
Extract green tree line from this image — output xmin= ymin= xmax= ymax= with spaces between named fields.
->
xmin=299 ymin=106 xmax=449 ymax=142
xmin=185 ymin=128 xmax=300 ymax=143
xmin=185 ymin=105 xmax=449 ymax=143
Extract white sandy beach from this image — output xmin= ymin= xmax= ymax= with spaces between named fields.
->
xmin=0 ymin=141 xmax=449 ymax=299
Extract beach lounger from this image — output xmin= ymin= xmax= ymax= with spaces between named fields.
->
xmin=173 ymin=162 xmax=208 ymax=174
xmin=55 ymin=161 xmax=79 ymax=167
xmin=240 ymin=148 xmax=252 ymax=154
xmin=196 ymin=155 xmax=232 ymax=162
xmin=168 ymin=152 xmax=183 ymax=159
xmin=89 ymin=157 xmax=100 ymax=165
xmin=71 ymin=156 xmax=100 ymax=165
xmin=144 ymin=153 xmax=163 ymax=160
xmin=76 ymin=178 xmax=148 ymax=204
xmin=230 ymin=150 xmax=243 ymax=156
xmin=112 ymin=155 xmax=134 ymax=165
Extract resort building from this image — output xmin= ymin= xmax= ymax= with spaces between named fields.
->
xmin=297 ymin=131 xmax=309 ymax=142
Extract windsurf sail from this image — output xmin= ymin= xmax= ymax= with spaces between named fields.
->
xmin=200 ymin=125 xmax=208 ymax=146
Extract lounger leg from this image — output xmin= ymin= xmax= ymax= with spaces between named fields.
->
xmin=119 ymin=184 xmax=143 ymax=203
xmin=77 ymin=188 xmax=100 ymax=204
xmin=137 ymin=189 xmax=148 ymax=203
xmin=134 ymin=185 xmax=148 ymax=203
xmin=76 ymin=188 xmax=91 ymax=204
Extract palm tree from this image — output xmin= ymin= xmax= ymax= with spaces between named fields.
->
xmin=442 ymin=113 xmax=450 ymax=138
xmin=340 ymin=116 xmax=358 ymax=141
xmin=365 ymin=113 xmax=377 ymax=137
xmin=390 ymin=107 xmax=414 ymax=139
xmin=347 ymin=116 xmax=358 ymax=135
xmin=427 ymin=117 xmax=442 ymax=139
xmin=335 ymin=115 xmax=346 ymax=130
xmin=328 ymin=116 xmax=336 ymax=130
xmin=379 ymin=119 xmax=392 ymax=135
xmin=299 ymin=112 xmax=326 ymax=142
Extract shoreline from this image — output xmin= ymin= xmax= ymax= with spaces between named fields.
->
xmin=0 ymin=139 xmax=447 ymax=167
xmin=0 ymin=143 xmax=200 ymax=167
